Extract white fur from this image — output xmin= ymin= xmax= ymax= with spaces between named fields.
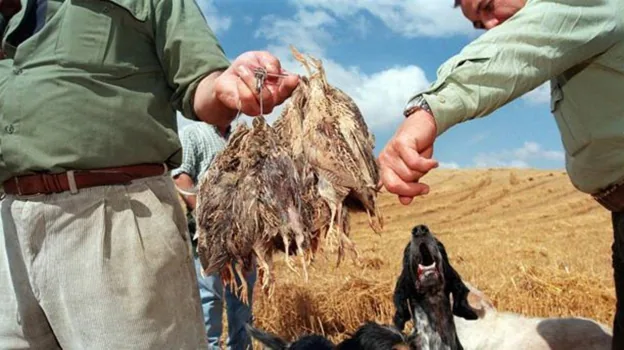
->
xmin=454 ymin=283 xmax=613 ymax=350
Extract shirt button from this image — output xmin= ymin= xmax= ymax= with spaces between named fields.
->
xmin=438 ymin=96 xmax=446 ymax=103
xmin=5 ymin=124 xmax=14 ymax=134
xmin=13 ymin=67 xmax=22 ymax=75
xmin=102 ymin=6 xmax=109 ymax=13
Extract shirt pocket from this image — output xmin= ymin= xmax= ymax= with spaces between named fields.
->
xmin=550 ymin=82 xmax=590 ymax=157
xmin=54 ymin=0 xmax=153 ymax=71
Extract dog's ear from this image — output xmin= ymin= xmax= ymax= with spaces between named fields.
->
xmin=465 ymin=282 xmax=495 ymax=317
xmin=245 ymin=323 xmax=289 ymax=349
xmin=434 ymin=239 xmax=480 ymax=320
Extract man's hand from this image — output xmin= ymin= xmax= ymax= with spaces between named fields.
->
xmin=378 ymin=110 xmax=439 ymax=205
xmin=173 ymin=173 xmax=197 ymax=211
xmin=193 ymin=51 xmax=299 ymax=126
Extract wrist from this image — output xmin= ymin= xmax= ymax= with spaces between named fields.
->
xmin=407 ymin=109 xmax=437 ymax=134
xmin=403 ymin=94 xmax=432 ymax=117
xmin=404 ymin=95 xmax=437 ymax=134
xmin=193 ymin=70 xmax=237 ymax=127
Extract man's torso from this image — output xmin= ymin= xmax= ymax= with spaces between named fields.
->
xmin=0 ymin=0 xmax=229 ymax=183
xmin=551 ymin=37 xmax=624 ymax=193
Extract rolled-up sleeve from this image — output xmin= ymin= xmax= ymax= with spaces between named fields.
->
xmin=409 ymin=0 xmax=621 ymax=136
xmin=171 ymin=126 xmax=199 ymax=179
xmin=152 ymin=0 xmax=231 ymax=121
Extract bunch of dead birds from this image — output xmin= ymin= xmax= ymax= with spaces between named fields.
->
xmin=196 ymin=46 xmax=383 ymax=301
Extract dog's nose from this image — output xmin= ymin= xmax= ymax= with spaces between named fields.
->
xmin=412 ymin=224 xmax=430 ymax=237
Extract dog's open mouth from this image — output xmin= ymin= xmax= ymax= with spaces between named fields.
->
xmin=417 ymin=243 xmax=439 ymax=283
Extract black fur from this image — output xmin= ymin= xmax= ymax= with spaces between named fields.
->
xmin=392 ymin=224 xmax=478 ymax=349
xmin=336 ymin=321 xmax=408 ymax=350
xmin=245 ymin=323 xmax=335 ymax=350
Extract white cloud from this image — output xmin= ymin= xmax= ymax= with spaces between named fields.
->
xmin=256 ymin=7 xmax=431 ymax=129
xmin=290 ymin=0 xmax=475 ymax=38
xmin=522 ymin=82 xmax=551 ymax=106
xmin=472 ymin=141 xmax=564 ymax=168
xmin=255 ymin=10 xmax=337 ymax=56
xmin=256 ymin=47 xmax=430 ymax=129
xmin=177 ymin=1 xmax=469 ymax=136
xmin=196 ymin=0 xmax=232 ymax=35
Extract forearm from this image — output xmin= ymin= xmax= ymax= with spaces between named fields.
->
xmin=193 ymin=70 xmax=238 ymax=127
xmin=173 ymin=173 xmax=197 ymax=210
xmin=413 ymin=0 xmax=621 ymax=136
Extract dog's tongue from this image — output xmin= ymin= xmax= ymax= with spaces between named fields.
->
xmin=417 ymin=262 xmax=436 ymax=277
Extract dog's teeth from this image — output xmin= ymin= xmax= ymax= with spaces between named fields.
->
xmin=419 ymin=263 xmax=436 ymax=270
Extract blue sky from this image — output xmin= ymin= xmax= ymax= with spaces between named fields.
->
xmin=178 ymin=0 xmax=565 ymax=170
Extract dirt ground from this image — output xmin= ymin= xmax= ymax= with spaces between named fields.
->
xmin=248 ymin=168 xmax=615 ymax=344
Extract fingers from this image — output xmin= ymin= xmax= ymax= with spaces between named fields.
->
xmin=255 ymin=51 xmax=282 ymax=76
xmin=399 ymin=196 xmax=414 ymax=205
xmin=227 ymin=51 xmax=301 ymax=116
xmin=276 ymin=72 xmax=300 ymax=105
xmin=396 ymin=137 xmax=438 ymax=174
xmin=235 ymin=65 xmax=276 ymax=116
xmin=378 ymin=132 xmax=438 ymax=204
xmin=252 ymin=52 xmax=284 ymax=109
xmin=378 ymin=142 xmax=431 ymax=185
xmin=381 ymin=167 xmax=431 ymax=199
xmin=390 ymin=157 xmax=426 ymax=183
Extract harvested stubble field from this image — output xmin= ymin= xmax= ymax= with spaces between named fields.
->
xmin=249 ymin=168 xmax=616 ymax=343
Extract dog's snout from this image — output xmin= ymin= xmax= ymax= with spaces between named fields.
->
xmin=411 ymin=224 xmax=430 ymax=237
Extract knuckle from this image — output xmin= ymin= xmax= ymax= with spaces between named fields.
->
xmin=378 ymin=153 xmax=388 ymax=165
xmin=405 ymin=157 xmax=421 ymax=170
xmin=385 ymin=181 xmax=402 ymax=194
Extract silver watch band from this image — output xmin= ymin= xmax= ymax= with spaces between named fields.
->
xmin=403 ymin=95 xmax=432 ymax=117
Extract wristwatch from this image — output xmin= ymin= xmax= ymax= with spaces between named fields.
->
xmin=403 ymin=95 xmax=432 ymax=118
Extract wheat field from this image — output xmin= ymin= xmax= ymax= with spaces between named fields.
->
xmin=247 ymin=168 xmax=616 ymax=344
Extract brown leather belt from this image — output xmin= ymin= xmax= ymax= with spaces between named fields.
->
xmin=593 ymin=180 xmax=624 ymax=212
xmin=2 ymin=163 xmax=168 ymax=196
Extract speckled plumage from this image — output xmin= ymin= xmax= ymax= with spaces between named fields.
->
xmin=196 ymin=46 xmax=383 ymax=298
xmin=196 ymin=116 xmax=313 ymax=301
xmin=273 ymin=46 xmax=383 ymax=265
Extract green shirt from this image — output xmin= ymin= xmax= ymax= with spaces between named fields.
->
xmin=0 ymin=0 xmax=230 ymax=183
xmin=411 ymin=0 xmax=624 ymax=194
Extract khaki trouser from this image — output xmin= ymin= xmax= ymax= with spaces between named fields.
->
xmin=0 ymin=175 xmax=208 ymax=349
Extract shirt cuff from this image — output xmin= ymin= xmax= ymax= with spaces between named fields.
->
xmin=409 ymin=83 xmax=467 ymax=137
xmin=182 ymin=65 xmax=230 ymax=121
xmin=171 ymin=165 xmax=194 ymax=179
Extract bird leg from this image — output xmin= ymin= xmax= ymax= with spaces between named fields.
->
xmin=253 ymin=248 xmax=271 ymax=291
xmin=294 ymin=230 xmax=309 ymax=283
xmin=325 ymin=201 xmax=339 ymax=253
xmin=335 ymin=201 xmax=345 ymax=267
xmin=265 ymin=257 xmax=276 ymax=299
xmin=289 ymin=45 xmax=314 ymax=76
xmin=365 ymin=208 xmax=382 ymax=236
xmin=234 ymin=261 xmax=250 ymax=306
xmin=225 ymin=262 xmax=236 ymax=291
xmin=375 ymin=205 xmax=384 ymax=231
xmin=307 ymin=54 xmax=328 ymax=88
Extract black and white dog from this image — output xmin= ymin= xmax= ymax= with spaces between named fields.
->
xmin=392 ymin=224 xmax=478 ymax=350
xmin=246 ymin=321 xmax=414 ymax=350
xmin=244 ymin=323 xmax=335 ymax=350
